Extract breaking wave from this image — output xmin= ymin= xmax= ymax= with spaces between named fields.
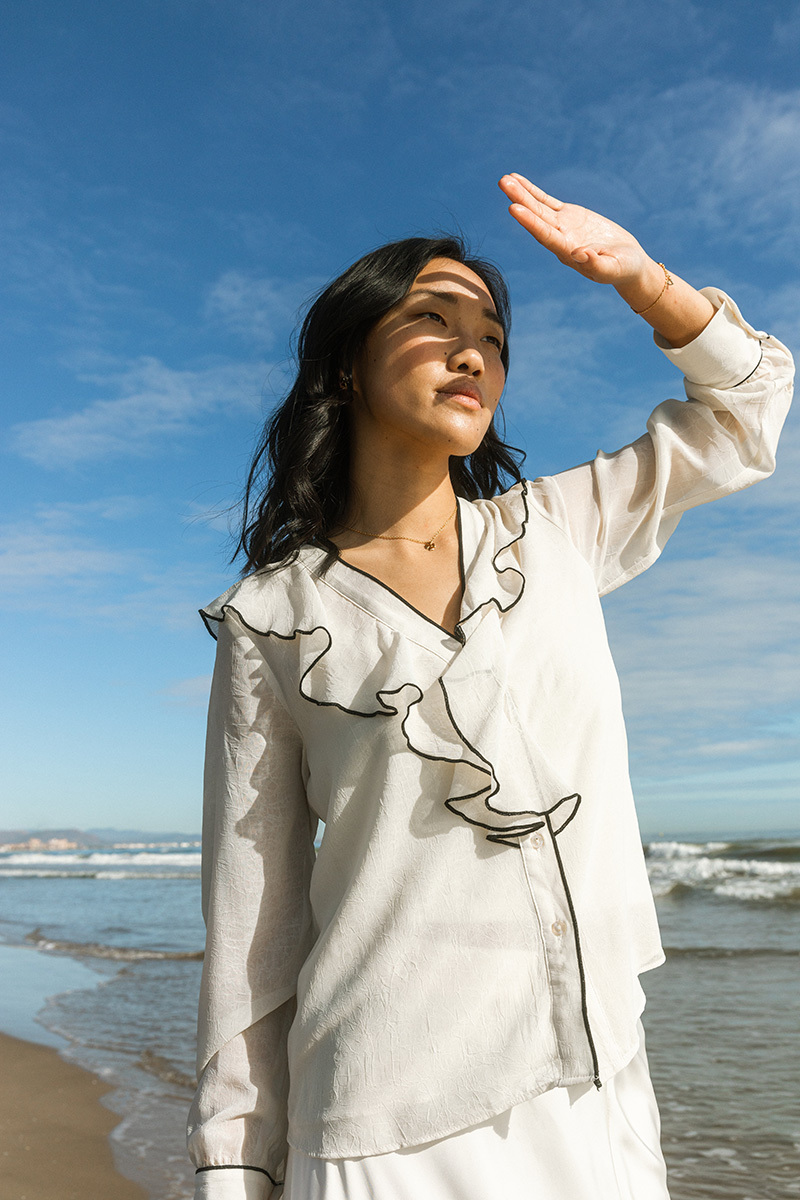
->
xmin=644 ymin=838 xmax=800 ymax=903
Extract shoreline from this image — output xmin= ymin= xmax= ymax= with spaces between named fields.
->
xmin=0 ymin=939 xmax=198 ymax=1198
xmin=0 ymin=1030 xmax=149 ymax=1200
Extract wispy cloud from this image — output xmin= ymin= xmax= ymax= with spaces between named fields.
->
xmin=183 ymin=500 xmax=239 ymax=536
xmin=0 ymin=512 xmax=140 ymax=592
xmin=692 ymin=738 xmax=791 ymax=759
xmin=9 ymin=356 xmax=272 ymax=467
xmin=33 ymin=496 xmax=149 ymax=524
xmin=603 ymin=547 xmax=800 ymax=778
xmin=556 ymin=0 xmax=708 ymax=50
xmin=771 ymin=3 xmax=800 ymax=48
xmin=0 ymin=503 xmax=210 ymax=630
xmin=504 ymin=289 xmax=621 ymax=418
xmin=586 ymin=80 xmax=800 ymax=260
xmin=204 ymin=270 xmax=322 ymax=347
xmin=87 ymin=566 xmax=218 ymax=632
xmin=0 ymin=127 xmax=149 ymax=336
xmin=159 ymin=675 xmax=212 ymax=708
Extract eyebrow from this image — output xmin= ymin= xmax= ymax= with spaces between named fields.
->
xmin=407 ymin=289 xmax=505 ymax=333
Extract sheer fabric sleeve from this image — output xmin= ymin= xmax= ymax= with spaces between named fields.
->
xmin=187 ymin=613 xmax=318 ymax=1200
xmin=530 ymin=288 xmax=794 ymax=596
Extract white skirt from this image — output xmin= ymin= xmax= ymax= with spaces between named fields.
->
xmin=284 ymin=1023 xmax=670 ymax=1200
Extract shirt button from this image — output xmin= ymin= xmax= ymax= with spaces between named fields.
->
xmin=551 ymin=920 xmax=568 ymax=936
xmin=530 ymin=833 xmax=544 ymax=849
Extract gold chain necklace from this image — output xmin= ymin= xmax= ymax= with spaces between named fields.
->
xmin=343 ymin=501 xmax=457 ymax=551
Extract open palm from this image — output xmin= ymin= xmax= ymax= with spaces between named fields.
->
xmin=499 ymin=173 xmax=648 ymax=286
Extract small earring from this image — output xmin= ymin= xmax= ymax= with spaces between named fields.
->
xmin=339 ymin=371 xmax=352 ymax=391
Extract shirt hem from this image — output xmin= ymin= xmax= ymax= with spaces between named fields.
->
xmin=286 ymin=1039 xmax=645 ymax=1160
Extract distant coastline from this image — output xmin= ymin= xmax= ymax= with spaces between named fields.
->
xmin=0 ymin=827 xmax=202 ymax=853
xmin=3 ymin=824 xmax=798 ymax=854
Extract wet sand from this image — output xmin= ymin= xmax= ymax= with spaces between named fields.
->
xmin=0 ymin=1031 xmax=148 ymax=1200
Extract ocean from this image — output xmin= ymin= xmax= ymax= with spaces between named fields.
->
xmin=0 ymin=835 xmax=798 ymax=1200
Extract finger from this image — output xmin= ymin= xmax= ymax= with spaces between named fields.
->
xmin=508 ymin=173 xmax=563 ymax=210
xmin=507 ymin=203 xmax=571 ymax=256
xmin=569 ymin=245 xmax=621 ymax=281
xmin=499 ymin=178 xmax=562 ymax=229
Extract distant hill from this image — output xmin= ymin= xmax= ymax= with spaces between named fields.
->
xmin=0 ymin=828 xmax=110 ymax=848
xmin=0 ymin=828 xmax=201 ymax=849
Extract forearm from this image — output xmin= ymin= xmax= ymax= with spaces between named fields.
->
xmin=615 ymin=259 xmax=716 ymax=349
xmin=189 ymin=1004 xmax=295 ymax=1199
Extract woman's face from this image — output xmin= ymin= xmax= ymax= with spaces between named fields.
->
xmin=350 ymin=258 xmax=507 ymax=461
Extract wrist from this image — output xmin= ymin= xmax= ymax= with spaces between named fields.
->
xmin=614 ymin=258 xmax=666 ymax=312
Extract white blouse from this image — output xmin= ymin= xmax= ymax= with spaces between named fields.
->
xmin=187 ymin=290 xmax=793 ymax=1200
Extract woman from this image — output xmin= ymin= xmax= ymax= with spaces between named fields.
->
xmin=187 ymin=175 xmax=793 ymax=1200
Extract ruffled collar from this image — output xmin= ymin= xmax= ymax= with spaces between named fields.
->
xmin=288 ymin=481 xmax=530 ymax=651
xmin=457 ymin=481 xmax=528 ymax=636
xmin=200 ymin=481 xmax=579 ymax=847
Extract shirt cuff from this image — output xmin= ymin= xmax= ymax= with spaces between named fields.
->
xmin=654 ymin=287 xmax=763 ymax=389
xmin=195 ymin=1166 xmax=280 ymax=1199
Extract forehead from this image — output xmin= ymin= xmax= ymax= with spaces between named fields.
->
xmin=406 ymin=257 xmax=498 ymax=311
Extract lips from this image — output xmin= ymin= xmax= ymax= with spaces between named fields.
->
xmin=437 ymin=381 xmax=484 ymax=407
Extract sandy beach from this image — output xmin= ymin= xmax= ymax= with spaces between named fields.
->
xmin=0 ymin=1031 xmax=148 ymax=1200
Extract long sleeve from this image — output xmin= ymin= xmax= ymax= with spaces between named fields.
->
xmin=531 ymin=288 xmax=794 ymax=595
xmin=188 ymin=613 xmax=318 ymax=1200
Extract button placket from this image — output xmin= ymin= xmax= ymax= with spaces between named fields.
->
xmin=520 ymin=827 xmax=587 ymax=1074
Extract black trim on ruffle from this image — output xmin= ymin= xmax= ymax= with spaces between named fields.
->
xmin=457 ymin=481 xmax=529 ymax=635
xmin=330 ymin=491 xmax=468 ymax=643
xmin=200 ymin=483 xmax=529 ymax=643
xmin=327 ymin=556 xmax=466 ymax=643
xmin=299 ymin=482 xmax=529 ymax=644
xmin=201 ymin=608 xmax=583 ymax=849
xmin=438 ymin=678 xmax=582 ymax=845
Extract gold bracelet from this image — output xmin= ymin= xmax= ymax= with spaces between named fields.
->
xmin=632 ymin=263 xmax=673 ymax=316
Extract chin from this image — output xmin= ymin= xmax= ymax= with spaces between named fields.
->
xmin=438 ymin=411 xmax=493 ymax=449
xmin=449 ymin=425 xmax=493 ymax=458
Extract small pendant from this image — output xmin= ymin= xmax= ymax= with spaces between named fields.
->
xmin=423 ymin=540 xmax=435 ymax=551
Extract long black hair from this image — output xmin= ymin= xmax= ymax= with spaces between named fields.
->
xmin=233 ymin=234 xmax=525 ymax=574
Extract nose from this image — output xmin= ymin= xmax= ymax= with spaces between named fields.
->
xmin=446 ymin=342 xmax=484 ymax=377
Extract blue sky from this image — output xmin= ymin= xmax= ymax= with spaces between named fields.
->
xmin=1 ymin=0 xmax=798 ymax=836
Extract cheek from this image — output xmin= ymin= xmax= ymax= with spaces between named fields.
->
xmin=352 ymin=349 xmax=388 ymax=405
xmin=489 ymin=367 xmax=506 ymax=408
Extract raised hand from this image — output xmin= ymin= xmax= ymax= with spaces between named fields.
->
xmin=498 ymin=173 xmax=650 ymax=287
xmin=498 ymin=172 xmax=716 ymax=347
